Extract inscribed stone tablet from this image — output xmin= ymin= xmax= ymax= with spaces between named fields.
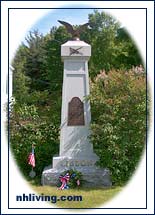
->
xmin=68 ymin=97 xmax=85 ymax=126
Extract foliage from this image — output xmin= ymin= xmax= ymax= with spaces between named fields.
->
xmin=24 ymin=30 xmax=48 ymax=91
xmin=87 ymin=10 xmax=143 ymax=76
xmin=88 ymin=10 xmax=120 ymax=74
xmin=12 ymin=44 xmax=31 ymax=104
xmin=115 ymin=28 xmax=143 ymax=69
xmin=10 ymin=103 xmax=60 ymax=178
xmin=89 ymin=69 xmax=146 ymax=185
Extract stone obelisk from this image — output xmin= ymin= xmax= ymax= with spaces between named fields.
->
xmin=42 ymin=21 xmax=111 ymax=187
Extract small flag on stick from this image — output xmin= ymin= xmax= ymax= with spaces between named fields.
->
xmin=28 ymin=144 xmax=35 ymax=168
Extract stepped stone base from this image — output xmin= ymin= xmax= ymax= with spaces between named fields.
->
xmin=41 ymin=156 xmax=112 ymax=187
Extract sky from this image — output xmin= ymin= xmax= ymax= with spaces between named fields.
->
xmin=30 ymin=8 xmax=102 ymax=35
xmin=8 ymin=6 xmax=147 ymax=63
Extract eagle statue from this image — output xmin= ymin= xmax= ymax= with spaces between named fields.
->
xmin=58 ymin=20 xmax=89 ymax=40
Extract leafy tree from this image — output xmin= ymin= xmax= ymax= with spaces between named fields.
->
xmin=10 ymin=103 xmax=60 ymax=180
xmin=89 ymin=69 xmax=146 ymax=185
xmin=87 ymin=10 xmax=143 ymax=76
xmin=12 ymin=44 xmax=30 ymax=103
xmin=88 ymin=10 xmax=119 ymax=75
xmin=24 ymin=30 xmax=48 ymax=91
xmin=114 ymin=28 xmax=143 ymax=69
xmin=42 ymin=26 xmax=69 ymax=92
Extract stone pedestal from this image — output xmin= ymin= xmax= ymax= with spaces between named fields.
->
xmin=42 ymin=40 xmax=111 ymax=187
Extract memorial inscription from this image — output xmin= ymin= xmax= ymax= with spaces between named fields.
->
xmin=60 ymin=159 xmax=95 ymax=167
xmin=68 ymin=97 xmax=85 ymax=126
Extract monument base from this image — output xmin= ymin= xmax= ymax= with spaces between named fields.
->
xmin=41 ymin=156 xmax=112 ymax=187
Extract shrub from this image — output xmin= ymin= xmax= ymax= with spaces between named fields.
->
xmin=10 ymin=103 xmax=60 ymax=180
xmin=89 ymin=69 xmax=146 ymax=185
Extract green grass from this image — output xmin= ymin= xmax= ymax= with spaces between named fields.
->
xmin=30 ymin=184 xmax=122 ymax=208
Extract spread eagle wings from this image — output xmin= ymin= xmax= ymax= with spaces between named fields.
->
xmin=58 ymin=20 xmax=89 ymax=37
xmin=58 ymin=20 xmax=74 ymax=35
xmin=76 ymin=22 xmax=89 ymax=34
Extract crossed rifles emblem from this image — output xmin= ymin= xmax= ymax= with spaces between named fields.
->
xmin=69 ymin=47 xmax=83 ymax=56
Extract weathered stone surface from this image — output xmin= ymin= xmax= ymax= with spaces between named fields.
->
xmin=42 ymin=156 xmax=111 ymax=187
xmin=42 ymin=162 xmax=112 ymax=187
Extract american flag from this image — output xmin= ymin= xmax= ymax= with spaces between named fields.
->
xmin=58 ymin=173 xmax=70 ymax=190
xmin=28 ymin=149 xmax=35 ymax=168
xmin=63 ymin=173 xmax=70 ymax=182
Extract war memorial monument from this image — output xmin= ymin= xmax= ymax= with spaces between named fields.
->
xmin=42 ymin=20 xmax=111 ymax=187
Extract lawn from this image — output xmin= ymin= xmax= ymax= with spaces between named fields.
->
xmin=30 ymin=184 xmax=122 ymax=208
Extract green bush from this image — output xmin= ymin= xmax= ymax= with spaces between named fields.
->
xmin=89 ymin=69 xmax=146 ymax=185
xmin=10 ymin=103 xmax=60 ymax=180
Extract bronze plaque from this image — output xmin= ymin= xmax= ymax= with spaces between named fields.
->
xmin=68 ymin=97 xmax=85 ymax=126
